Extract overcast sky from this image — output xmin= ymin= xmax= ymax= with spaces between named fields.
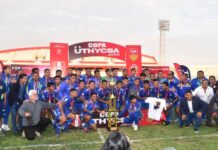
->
xmin=0 ymin=0 xmax=218 ymax=65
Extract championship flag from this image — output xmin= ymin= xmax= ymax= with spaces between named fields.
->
xmin=174 ymin=63 xmax=191 ymax=80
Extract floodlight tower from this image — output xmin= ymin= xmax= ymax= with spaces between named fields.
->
xmin=158 ymin=20 xmax=170 ymax=65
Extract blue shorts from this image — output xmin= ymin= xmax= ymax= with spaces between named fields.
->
xmin=74 ymin=103 xmax=83 ymax=114
xmin=53 ymin=109 xmax=71 ymax=120
xmin=0 ymin=101 xmax=5 ymax=117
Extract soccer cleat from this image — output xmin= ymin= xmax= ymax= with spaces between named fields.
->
xmin=55 ymin=127 xmax=61 ymax=137
xmin=194 ymin=129 xmax=199 ymax=134
xmin=1 ymin=124 xmax=11 ymax=131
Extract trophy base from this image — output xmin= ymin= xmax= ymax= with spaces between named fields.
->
xmin=107 ymin=126 xmax=118 ymax=131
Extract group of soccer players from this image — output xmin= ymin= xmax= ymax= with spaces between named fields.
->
xmin=0 ymin=66 xmax=217 ymax=137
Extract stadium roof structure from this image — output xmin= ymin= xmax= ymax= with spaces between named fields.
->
xmin=0 ymin=46 xmax=158 ymax=68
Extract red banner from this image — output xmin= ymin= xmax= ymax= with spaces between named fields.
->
xmin=69 ymin=41 xmax=126 ymax=61
xmin=126 ymin=45 xmax=142 ymax=76
xmin=50 ymin=43 xmax=68 ymax=76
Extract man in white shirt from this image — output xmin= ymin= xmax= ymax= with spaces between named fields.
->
xmin=193 ymin=80 xmax=214 ymax=126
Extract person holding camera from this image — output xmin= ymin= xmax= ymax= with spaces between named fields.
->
xmin=18 ymin=90 xmax=56 ymax=140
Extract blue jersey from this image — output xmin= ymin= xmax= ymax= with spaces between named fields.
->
xmin=26 ymin=80 xmax=45 ymax=99
xmin=139 ymin=88 xmax=152 ymax=98
xmin=0 ymin=81 xmax=6 ymax=101
xmin=61 ymin=97 xmax=75 ymax=112
xmin=92 ymin=77 xmax=101 ymax=88
xmin=1 ymin=73 xmax=11 ymax=93
xmin=42 ymin=90 xmax=58 ymax=103
xmin=163 ymin=89 xmax=177 ymax=101
xmin=41 ymin=76 xmax=54 ymax=88
xmin=83 ymin=88 xmax=97 ymax=101
xmin=82 ymin=100 xmax=100 ymax=116
xmin=114 ymin=88 xmax=125 ymax=102
xmin=168 ymin=77 xmax=179 ymax=89
xmin=176 ymin=80 xmax=191 ymax=98
xmin=76 ymin=87 xmax=86 ymax=101
xmin=158 ymin=78 xmax=168 ymax=84
xmin=119 ymin=102 xmax=142 ymax=117
xmin=81 ymin=74 xmax=94 ymax=85
xmin=191 ymin=77 xmax=208 ymax=91
xmin=76 ymin=75 xmax=86 ymax=84
xmin=128 ymin=75 xmax=137 ymax=85
xmin=97 ymin=88 xmax=110 ymax=101
xmin=150 ymin=87 xmax=164 ymax=98
xmin=58 ymin=81 xmax=78 ymax=99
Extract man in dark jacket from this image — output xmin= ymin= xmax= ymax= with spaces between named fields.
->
xmin=179 ymin=90 xmax=207 ymax=133
xmin=8 ymin=74 xmax=28 ymax=135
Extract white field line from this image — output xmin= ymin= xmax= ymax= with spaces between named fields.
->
xmin=2 ymin=133 xmax=218 ymax=149
xmin=97 ymin=129 xmax=106 ymax=143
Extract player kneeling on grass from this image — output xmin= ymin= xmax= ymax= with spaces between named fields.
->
xmin=118 ymin=95 xmax=142 ymax=131
xmin=53 ymin=88 xmax=77 ymax=137
xmin=179 ymin=90 xmax=207 ymax=133
xmin=80 ymin=92 xmax=102 ymax=132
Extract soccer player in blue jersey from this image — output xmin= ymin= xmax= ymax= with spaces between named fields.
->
xmin=81 ymin=92 xmax=100 ymax=132
xmin=53 ymin=88 xmax=77 ymax=136
xmin=114 ymin=81 xmax=125 ymax=111
xmin=74 ymin=80 xmax=87 ymax=114
xmin=118 ymin=95 xmax=142 ymax=131
xmin=58 ymin=74 xmax=78 ymax=99
xmin=41 ymin=69 xmax=53 ymax=88
xmin=26 ymin=72 xmax=45 ymax=100
xmin=1 ymin=66 xmax=12 ymax=131
xmin=0 ymin=75 xmax=6 ymax=135
xmin=42 ymin=82 xmax=58 ymax=103
xmin=97 ymin=80 xmax=110 ymax=111
xmin=139 ymin=80 xmax=152 ymax=109
xmin=162 ymin=82 xmax=179 ymax=124
xmin=83 ymin=80 xmax=97 ymax=101
xmin=176 ymin=73 xmax=192 ymax=99
xmin=82 ymin=68 xmax=94 ymax=84
xmin=93 ymin=69 xmax=102 ymax=89
xmin=150 ymin=79 xmax=164 ymax=98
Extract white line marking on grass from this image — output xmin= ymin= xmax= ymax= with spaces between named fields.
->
xmin=2 ymin=141 xmax=103 ymax=149
xmin=2 ymin=133 xmax=218 ymax=149
xmin=129 ymin=133 xmax=218 ymax=143
xmin=97 ymin=129 xmax=105 ymax=143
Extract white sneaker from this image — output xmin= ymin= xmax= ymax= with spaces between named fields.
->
xmin=134 ymin=125 xmax=138 ymax=131
xmin=35 ymin=131 xmax=41 ymax=137
xmin=22 ymin=131 xmax=25 ymax=138
xmin=1 ymin=124 xmax=11 ymax=131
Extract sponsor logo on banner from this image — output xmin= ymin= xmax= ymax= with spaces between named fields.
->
xmin=129 ymin=49 xmax=139 ymax=61
xmin=69 ymin=41 xmax=126 ymax=60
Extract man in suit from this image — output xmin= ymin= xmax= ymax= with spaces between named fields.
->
xmin=8 ymin=74 xmax=28 ymax=135
xmin=179 ymin=90 xmax=207 ymax=133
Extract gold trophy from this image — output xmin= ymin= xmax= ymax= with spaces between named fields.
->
xmin=108 ymin=78 xmax=118 ymax=131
